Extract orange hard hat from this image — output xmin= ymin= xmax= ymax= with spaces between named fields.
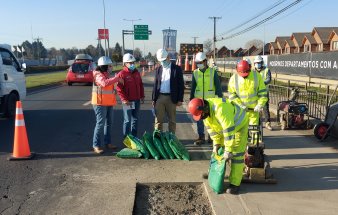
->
xmin=188 ymin=98 xmax=205 ymax=121
xmin=237 ymin=60 xmax=250 ymax=77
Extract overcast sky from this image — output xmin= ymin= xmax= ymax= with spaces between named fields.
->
xmin=1 ymin=0 xmax=337 ymax=54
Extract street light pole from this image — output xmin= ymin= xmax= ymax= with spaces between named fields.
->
xmin=102 ymin=0 xmax=109 ymax=56
xmin=123 ymin=18 xmax=142 ymax=55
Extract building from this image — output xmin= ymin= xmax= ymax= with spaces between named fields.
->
xmin=328 ymin=29 xmax=338 ymax=51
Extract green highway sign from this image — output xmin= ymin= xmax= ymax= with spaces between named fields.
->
xmin=134 ymin=25 xmax=149 ymax=40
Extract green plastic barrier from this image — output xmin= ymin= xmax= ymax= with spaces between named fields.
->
xmin=116 ymin=148 xmax=142 ymax=158
xmin=208 ymin=147 xmax=226 ymax=194
xmin=161 ymin=132 xmax=175 ymax=159
xmin=143 ymin=132 xmax=160 ymax=160
xmin=123 ymin=134 xmax=150 ymax=159
xmin=153 ymin=130 xmax=169 ymax=159
xmin=168 ymin=132 xmax=190 ymax=161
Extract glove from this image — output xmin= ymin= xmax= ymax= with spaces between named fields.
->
xmin=223 ymin=151 xmax=233 ymax=162
xmin=254 ymin=104 xmax=263 ymax=112
xmin=212 ymin=144 xmax=220 ymax=154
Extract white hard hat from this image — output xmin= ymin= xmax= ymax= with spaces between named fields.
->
xmin=254 ymin=55 xmax=263 ymax=63
xmin=195 ymin=52 xmax=206 ymax=62
xmin=97 ymin=56 xmax=113 ymax=66
xmin=156 ymin=49 xmax=168 ymax=61
xmin=244 ymin=58 xmax=252 ymax=65
xmin=123 ymin=53 xmax=136 ymax=63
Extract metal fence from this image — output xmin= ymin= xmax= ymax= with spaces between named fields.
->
xmin=217 ymin=71 xmax=338 ymax=120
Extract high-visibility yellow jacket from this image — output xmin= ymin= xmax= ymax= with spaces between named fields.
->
xmin=228 ymin=71 xmax=267 ymax=109
xmin=203 ymin=98 xmax=248 ymax=153
xmin=193 ymin=67 xmax=217 ymax=99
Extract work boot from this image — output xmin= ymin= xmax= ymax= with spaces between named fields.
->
xmin=93 ymin=147 xmax=104 ymax=154
xmin=106 ymin=144 xmax=117 ymax=150
xmin=265 ymin=122 xmax=273 ymax=130
xmin=225 ymin=184 xmax=240 ymax=195
xmin=194 ymin=136 xmax=205 ymax=145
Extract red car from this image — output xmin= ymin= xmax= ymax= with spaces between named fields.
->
xmin=66 ymin=54 xmax=96 ymax=86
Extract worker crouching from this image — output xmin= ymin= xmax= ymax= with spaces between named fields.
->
xmin=188 ymin=98 xmax=248 ymax=194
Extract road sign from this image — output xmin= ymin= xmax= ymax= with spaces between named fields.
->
xmin=134 ymin=25 xmax=149 ymax=40
xmin=98 ymin=29 xmax=109 ymax=39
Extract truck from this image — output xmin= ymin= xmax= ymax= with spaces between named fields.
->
xmin=179 ymin=43 xmax=203 ymax=89
xmin=0 ymin=44 xmax=26 ymax=118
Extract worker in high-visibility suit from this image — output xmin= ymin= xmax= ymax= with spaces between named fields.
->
xmin=188 ymin=97 xmax=248 ymax=194
xmin=253 ymin=55 xmax=272 ymax=130
xmin=228 ymin=59 xmax=268 ymax=130
xmin=190 ymin=52 xmax=223 ymax=145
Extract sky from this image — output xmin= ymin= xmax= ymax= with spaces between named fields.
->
xmin=1 ymin=0 xmax=338 ymax=55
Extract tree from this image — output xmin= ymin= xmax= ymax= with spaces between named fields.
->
xmin=203 ymin=39 xmax=213 ymax=53
xmin=133 ymin=48 xmax=142 ymax=61
xmin=111 ymin=42 xmax=122 ymax=63
xmin=21 ymin=41 xmax=33 ymax=59
xmin=245 ymin=39 xmax=264 ymax=49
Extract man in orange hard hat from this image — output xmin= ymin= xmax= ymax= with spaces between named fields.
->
xmin=188 ymin=97 xmax=248 ymax=194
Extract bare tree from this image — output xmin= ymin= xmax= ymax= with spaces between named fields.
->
xmin=245 ymin=39 xmax=264 ymax=49
xmin=203 ymin=39 xmax=213 ymax=53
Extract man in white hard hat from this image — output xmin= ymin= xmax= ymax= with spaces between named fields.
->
xmin=116 ymin=53 xmax=145 ymax=138
xmin=190 ymin=52 xmax=222 ymax=145
xmin=253 ymin=55 xmax=272 ymax=130
xmin=152 ymin=49 xmax=184 ymax=133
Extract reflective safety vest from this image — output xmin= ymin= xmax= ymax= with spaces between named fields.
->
xmin=193 ymin=67 xmax=216 ymax=99
xmin=203 ymin=98 xmax=248 ymax=152
xmin=228 ymin=71 xmax=267 ymax=109
xmin=91 ymin=84 xmax=117 ymax=106
xmin=259 ymin=67 xmax=269 ymax=82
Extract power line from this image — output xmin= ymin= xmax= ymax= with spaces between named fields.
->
xmin=219 ymin=0 xmax=287 ymax=36
xmin=218 ymin=0 xmax=303 ymax=41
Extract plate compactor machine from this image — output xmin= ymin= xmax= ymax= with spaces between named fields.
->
xmin=277 ymin=88 xmax=310 ymax=130
xmin=242 ymin=114 xmax=277 ymax=184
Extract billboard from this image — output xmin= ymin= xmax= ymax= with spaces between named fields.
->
xmin=267 ymin=51 xmax=338 ymax=80
xmin=98 ymin=29 xmax=109 ymax=40
xmin=162 ymin=29 xmax=177 ymax=52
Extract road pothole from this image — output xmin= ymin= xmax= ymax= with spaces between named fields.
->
xmin=133 ymin=182 xmax=213 ymax=215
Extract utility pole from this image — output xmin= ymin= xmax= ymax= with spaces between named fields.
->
xmin=209 ymin=16 xmax=221 ymax=61
xmin=192 ymin=36 xmax=199 ymax=44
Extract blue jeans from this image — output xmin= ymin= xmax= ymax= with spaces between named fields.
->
xmin=197 ymin=119 xmax=205 ymax=137
xmin=92 ymin=105 xmax=114 ymax=148
xmin=122 ymin=100 xmax=140 ymax=137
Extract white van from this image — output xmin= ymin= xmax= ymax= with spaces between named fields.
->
xmin=0 ymin=44 xmax=26 ymax=118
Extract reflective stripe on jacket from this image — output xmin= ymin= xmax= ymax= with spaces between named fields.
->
xmin=228 ymin=71 xmax=268 ymax=108
xmin=193 ymin=67 xmax=216 ymax=99
xmin=203 ymin=98 xmax=247 ymax=152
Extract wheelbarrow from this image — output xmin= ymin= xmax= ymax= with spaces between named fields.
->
xmin=313 ymin=85 xmax=338 ymax=141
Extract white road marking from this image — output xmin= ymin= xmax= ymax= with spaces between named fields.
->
xmin=83 ymin=101 xmax=91 ymax=106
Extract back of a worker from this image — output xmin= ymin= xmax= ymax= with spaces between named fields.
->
xmin=228 ymin=60 xmax=267 ymax=126
xmin=190 ymin=52 xmax=223 ymax=145
xmin=188 ymin=97 xmax=248 ymax=194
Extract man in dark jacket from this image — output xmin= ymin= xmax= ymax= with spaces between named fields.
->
xmin=152 ymin=49 xmax=184 ymax=133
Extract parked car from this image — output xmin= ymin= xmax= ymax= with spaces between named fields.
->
xmin=66 ymin=54 xmax=96 ymax=86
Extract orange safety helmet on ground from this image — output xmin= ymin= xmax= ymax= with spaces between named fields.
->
xmin=188 ymin=98 xmax=205 ymax=121
xmin=236 ymin=60 xmax=250 ymax=77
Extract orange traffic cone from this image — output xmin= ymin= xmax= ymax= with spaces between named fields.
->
xmin=184 ymin=53 xmax=190 ymax=71
xmin=8 ymin=101 xmax=34 ymax=160
xmin=191 ymin=53 xmax=196 ymax=71
xmin=141 ymin=67 xmax=145 ymax=76
xmin=177 ymin=55 xmax=182 ymax=67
